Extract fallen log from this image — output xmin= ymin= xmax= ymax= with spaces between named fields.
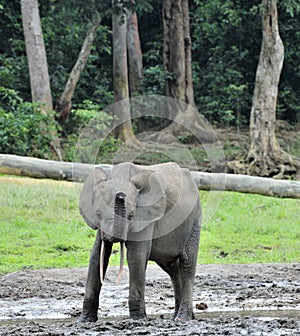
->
xmin=0 ymin=154 xmax=111 ymax=182
xmin=0 ymin=154 xmax=299 ymax=199
xmin=190 ymin=171 xmax=300 ymax=199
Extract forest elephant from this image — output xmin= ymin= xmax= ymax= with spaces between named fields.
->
xmin=78 ymin=162 xmax=201 ymax=322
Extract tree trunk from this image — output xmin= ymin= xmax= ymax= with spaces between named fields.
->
xmin=21 ymin=0 xmax=62 ymax=160
xmin=112 ymin=4 xmax=140 ymax=147
xmin=1 ymin=154 xmax=300 ymax=199
xmin=162 ymin=0 xmax=217 ymax=143
xmin=163 ymin=0 xmax=192 ymax=103
xmin=21 ymin=0 xmax=52 ymax=110
xmin=245 ymin=0 xmax=300 ymax=178
xmin=127 ymin=11 xmax=143 ymax=96
xmin=55 ymin=13 xmax=101 ymax=124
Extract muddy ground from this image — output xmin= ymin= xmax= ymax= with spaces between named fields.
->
xmin=0 ymin=263 xmax=299 ymax=335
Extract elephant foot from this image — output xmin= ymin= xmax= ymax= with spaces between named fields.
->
xmin=173 ymin=304 xmax=194 ymax=322
xmin=130 ymin=312 xmax=147 ymax=320
xmin=174 ymin=314 xmax=194 ymax=322
xmin=77 ymin=313 xmax=98 ymax=323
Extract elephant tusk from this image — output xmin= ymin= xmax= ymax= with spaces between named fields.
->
xmin=116 ymin=242 xmax=125 ymax=285
xmin=100 ymin=241 xmax=105 ymax=284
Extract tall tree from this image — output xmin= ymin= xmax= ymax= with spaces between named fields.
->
xmin=21 ymin=0 xmax=52 ymax=110
xmin=56 ymin=12 xmax=102 ymax=124
xmin=163 ymin=0 xmax=194 ymax=104
xmin=21 ymin=0 xmax=62 ymax=160
xmin=127 ymin=10 xmax=143 ymax=96
xmin=162 ymin=0 xmax=216 ymax=143
xmin=112 ymin=4 xmax=141 ymax=147
xmin=245 ymin=0 xmax=300 ymax=178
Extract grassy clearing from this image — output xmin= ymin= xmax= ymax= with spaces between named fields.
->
xmin=0 ymin=176 xmax=299 ymax=275
xmin=199 ymin=191 xmax=300 ymax=264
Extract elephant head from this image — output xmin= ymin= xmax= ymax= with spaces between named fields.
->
xmin=79 ymin=163 xmax=168 ymax=242
xmin=79 ymin=163 xmax=168 ymax=283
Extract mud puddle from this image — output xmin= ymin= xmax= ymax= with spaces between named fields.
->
xmin=0 ymin=263 xmax=299 ymax=335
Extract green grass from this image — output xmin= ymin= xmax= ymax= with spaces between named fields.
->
xmin=0 ymin=178 xmax=122 ymax=274
xmin=0 ymin=177 xmax=299 ymax=275
xmin=199 ymin=191 xmax=300 ymax=264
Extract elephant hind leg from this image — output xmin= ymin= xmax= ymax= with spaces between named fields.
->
xmin=175 ymin=221 xmax=200 ymax=321
xmin=156 ymin=260 xmax=182 ymax=319
xmin=160 ymin=260 xmax=195 ymax=321
xmin=156 ymin=221 xmax=200 ymax=321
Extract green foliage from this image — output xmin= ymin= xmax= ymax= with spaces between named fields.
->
xmin=40 ymin=1 xmax=114 ymax=106
xmin=141 ymin=39 xmax=165 ymax=95
xmin=1 ymin=0 xmax=114 ymax=108
xmin=0 ymin=1 xmax=30 ymax=100
xmin=280 ymin=0 xmax=300 ymax=17
xmin=1 ymin=0 xmax=300 ymax=147
xmin=191 ymin=0 xmax=259 ymax=126
xmin=67 ymin=100 xmax=111 ymax=130
xmin=142 ymin=65 xmax=165 ymax=95
xmin=62 ymin=100 xmax=122 ymax=162
xmin=0 ymin=87 xmax=56 ymax=158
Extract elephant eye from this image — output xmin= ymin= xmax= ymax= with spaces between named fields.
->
xmin=127 ymin=211 xmax=134 ymax=220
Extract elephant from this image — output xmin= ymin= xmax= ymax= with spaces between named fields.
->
xmin=77 ymin=162 xmax=201 ymax=322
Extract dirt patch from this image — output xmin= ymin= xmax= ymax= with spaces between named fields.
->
xmin=0 ymin=263 xmax=299 ymax=335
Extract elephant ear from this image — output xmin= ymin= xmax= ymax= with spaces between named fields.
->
xmin=130 ymin=171 xmax=167 ymax=233
xmin=79 ymin=167 xmax=108 ymax=229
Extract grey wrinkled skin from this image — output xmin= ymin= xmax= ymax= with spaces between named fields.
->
xmin=77 ymin=162 xmax=201 ymax=323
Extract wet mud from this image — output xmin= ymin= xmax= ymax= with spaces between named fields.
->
xmin=0 ymin=263 xmax=299 ymax=335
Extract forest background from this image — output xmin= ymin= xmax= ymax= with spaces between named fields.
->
xmin=1 ymin=0 xmax=300 ymax=177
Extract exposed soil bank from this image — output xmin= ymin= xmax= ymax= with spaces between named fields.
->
xmin=0 ymin=263 xmax=299 ymax=335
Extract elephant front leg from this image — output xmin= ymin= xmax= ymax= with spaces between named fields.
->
xmin=126 ymin=240 xmax=151 ymax=320
xmin=78 ymin=231 xmax=112 ymax=323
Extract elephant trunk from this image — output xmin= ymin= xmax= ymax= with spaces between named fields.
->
xmin=113 ymin=191 xmax=128 ymax=242
xmin=113 ymin=192 xmax=127 ymax=285
xmin=99 ymin=192 xmax=127 ymax=285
